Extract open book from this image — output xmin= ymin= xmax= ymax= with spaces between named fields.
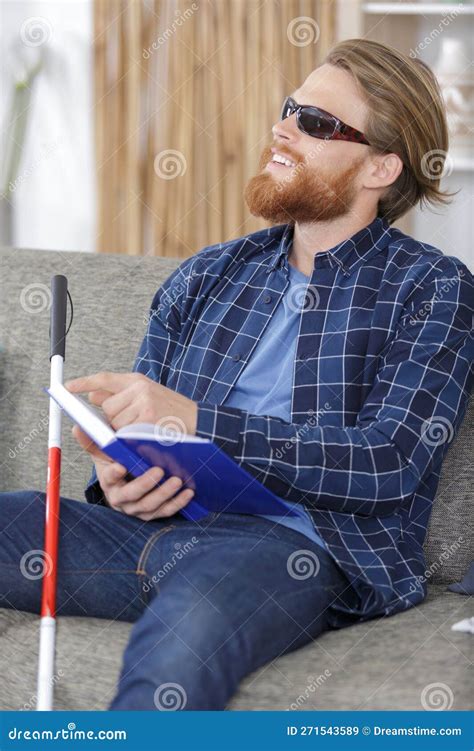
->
xmin=46 ymin=383 xmax=304 ymax=522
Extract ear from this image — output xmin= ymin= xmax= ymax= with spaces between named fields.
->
xmin=364 ymin=152 xmax=404 ymax=190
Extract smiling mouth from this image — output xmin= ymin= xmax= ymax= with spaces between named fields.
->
xmin=267 ymin=151 xmax=297 ymax=169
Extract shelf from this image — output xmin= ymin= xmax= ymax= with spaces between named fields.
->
xmin=451 ymin=156 xmax=474 ymax=171
xmin=363 ymin=3 xmax=474 ymax=14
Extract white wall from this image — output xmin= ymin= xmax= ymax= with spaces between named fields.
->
xmin=412 ymin=173 xmax=473 ymax=271
xmin=410 ymin=14 xmax=473 ymax=271
xmin=337 ymin=1 xmax=474 ymax=271
xmin=0 ymin=0 xmax=96 ymax=251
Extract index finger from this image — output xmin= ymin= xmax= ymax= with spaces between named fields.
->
xmin=65 ymin=372 xmax=132 ymax=395
xmin=72 ymin=424 xmax=113 ymax=464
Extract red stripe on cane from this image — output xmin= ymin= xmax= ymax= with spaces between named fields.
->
xmin=41 ymin=446 xmax=62 ymax=618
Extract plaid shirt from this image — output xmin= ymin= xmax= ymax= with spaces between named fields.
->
xmin=85 ymin=216 xmax=473 ymax=621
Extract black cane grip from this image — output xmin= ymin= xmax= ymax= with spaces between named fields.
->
xmin=50 ymin=275 xmax=68 ymax=360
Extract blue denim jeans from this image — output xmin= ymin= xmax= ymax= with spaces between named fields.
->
xmin=0 ymin=490 xmax=357 ymax=710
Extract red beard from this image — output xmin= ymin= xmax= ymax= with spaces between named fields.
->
xmin=244 ymin=144 xmax=364 ymax=224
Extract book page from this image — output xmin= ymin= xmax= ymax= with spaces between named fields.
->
xmin=116 ymin=423 xmax=209 ymax=443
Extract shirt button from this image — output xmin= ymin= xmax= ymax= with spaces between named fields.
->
xmin=263 ymin=294 xmax=272 ymax=304
xmin=232 ymin=353 xmax=241 ymax=362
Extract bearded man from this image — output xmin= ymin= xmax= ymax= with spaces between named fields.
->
xmin=0 ymin=39 xmax=472 ymax=711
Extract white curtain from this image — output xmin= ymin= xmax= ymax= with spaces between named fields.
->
xmin=0 ymin=0 xmax=96 ymax=251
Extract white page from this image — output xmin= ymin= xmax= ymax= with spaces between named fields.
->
xmin=47 ymin=383 xmax=210 ymax=446
xmin=47 ymin=382 xmax=116 ymax=448
xmin=117 ymin=423 xmax=209 ymax=444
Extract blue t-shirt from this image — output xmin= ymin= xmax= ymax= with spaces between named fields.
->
xmin=224 ymin=262 xmax=326 ymax=550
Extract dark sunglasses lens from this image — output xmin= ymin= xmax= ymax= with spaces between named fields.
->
xmin=299 ymin=109 xmax=335 ymax=138
xmin=280 ymin=98 xmax=294 ymax=120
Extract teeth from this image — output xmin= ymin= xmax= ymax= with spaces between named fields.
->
xmin=272 ymin=153 xmax=296 ymax=167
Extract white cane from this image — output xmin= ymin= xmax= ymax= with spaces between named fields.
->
xmin=36 ymin=275 xmax=68 ymax=710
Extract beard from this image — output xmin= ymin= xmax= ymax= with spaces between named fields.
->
xmin=244 ymin=144 xmax=364 ymax=224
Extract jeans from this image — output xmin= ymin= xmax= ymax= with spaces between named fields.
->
xmin=0 ymin=490 xmax=357 ymax=710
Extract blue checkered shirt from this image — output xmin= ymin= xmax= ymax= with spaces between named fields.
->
xmin=85 ymin=216 xmax=473 ymax=621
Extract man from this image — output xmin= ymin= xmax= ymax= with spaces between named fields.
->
xmin=1 ymin=39 xmax=472 ymax=711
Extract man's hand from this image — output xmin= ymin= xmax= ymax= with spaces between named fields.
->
xmin=67 ymin=371 xmax=199 ymax=521
xmin=65 ymin=371 xmax=198 ymax=435
xmin=72 ymin=426 xmax=195 ymax=520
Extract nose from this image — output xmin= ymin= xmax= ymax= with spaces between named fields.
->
xmin=272 ymin=115 xmax=299 ymax=144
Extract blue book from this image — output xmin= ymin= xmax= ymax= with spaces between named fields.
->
xmin=46 ymin=383 xmax=304 ymax=523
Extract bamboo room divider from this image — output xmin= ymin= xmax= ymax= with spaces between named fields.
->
xmin=93 ymin=0 xmax=335 ymax=257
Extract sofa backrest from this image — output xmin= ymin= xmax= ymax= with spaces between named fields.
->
xmin=0 ymin=246 xmax=471 ymax=584
xmin=0 ymin=246 xmax=179 ymax=502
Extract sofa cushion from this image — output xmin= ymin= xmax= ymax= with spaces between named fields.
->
xmin=0 ymin=586 xmax=470 ymax=710
xmin=423 ymin=399 xmax=473 ymax=583
xmin=448 ymin=561 xmax=474 ymax=595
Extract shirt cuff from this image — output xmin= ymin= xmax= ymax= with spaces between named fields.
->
xmin=84 ymin=470 xmax=109 ymax=506
xmin=195 ymin=402 xmax=245 ymax=460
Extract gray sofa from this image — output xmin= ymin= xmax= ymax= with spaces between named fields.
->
xmin=0 ymin=245 xmax=472 ymax=711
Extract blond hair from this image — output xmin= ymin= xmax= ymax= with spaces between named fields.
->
xmin=324 ymin=39 xmax=456 ymax=224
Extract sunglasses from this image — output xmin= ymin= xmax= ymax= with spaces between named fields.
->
xmin=280 ymin=96 xmax=371 ymax=146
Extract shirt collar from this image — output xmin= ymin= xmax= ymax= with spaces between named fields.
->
xmin=267 ymin=216 xmax=392 ymax=276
